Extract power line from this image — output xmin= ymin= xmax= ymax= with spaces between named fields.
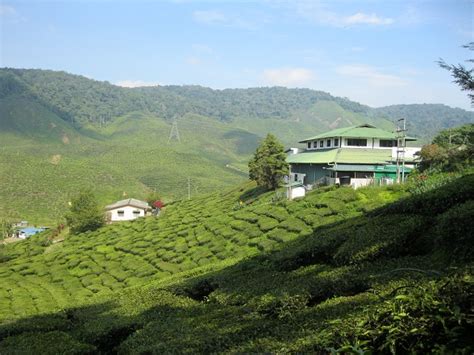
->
xmin=395 ymin=118 xmax=407 ymax=184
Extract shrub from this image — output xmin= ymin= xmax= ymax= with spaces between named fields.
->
xmin=0 ymin=331 xmax=96 ymax=354
xmin=326 ymin=273 xmax=474 ymax=354
xmin=258 ymin=216 xmax=279 ymax=232
xmin=435 ymin=200 xmax=474 ymax=259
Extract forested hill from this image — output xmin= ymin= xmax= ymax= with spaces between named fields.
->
xmin=1 ymin=68 xmax=472 ymax=140
xmin=375 ymin=104 xmax=474 ymax=140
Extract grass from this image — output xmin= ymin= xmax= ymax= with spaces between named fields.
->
xmin=0 ymin=174 xmax=472 ymax=352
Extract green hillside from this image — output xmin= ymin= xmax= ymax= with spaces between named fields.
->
xmin=375 ymin=104 xmax=474 ymax=142
xmin=0 ymin=174 xmax=472 ymax=353
xmin=1 ymin=68 xmax=473 ymax=223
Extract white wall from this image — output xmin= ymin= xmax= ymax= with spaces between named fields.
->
xmin=391 ymin=147 xmax=421 ymax=161
xmin=287 ymin=186 xmax=306 ymax=200
xmin=327 ymin=177 xmax=373 ymax=189
xmin=108 ymin=206 xmax=146 ymax=222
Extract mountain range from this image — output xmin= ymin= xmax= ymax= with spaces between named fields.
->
xmin=1 ymin=68 xmax=473 ymax=223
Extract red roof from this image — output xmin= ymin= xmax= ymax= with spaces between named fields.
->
xmin=153 ymin=200 xmax=164 ymax=208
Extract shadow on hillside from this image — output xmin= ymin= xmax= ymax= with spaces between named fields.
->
xmin=239 ymin=185 xmax=269 ymax=203
xmin=1 ymin=175 xmax=472 ymax=352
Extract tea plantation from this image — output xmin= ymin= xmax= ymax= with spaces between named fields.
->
xmin=0 ymin=174 xmax=473 ymax=353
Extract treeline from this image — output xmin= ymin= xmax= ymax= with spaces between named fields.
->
xmin=1 ymin=68 xmax=472 ymax=138
xmin=374 ymin=104 xmax=474 ymax=140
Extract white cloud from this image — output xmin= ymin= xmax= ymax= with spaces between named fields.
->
xmin=277 ymin=1 xmax=394 ymax=27
xmin=336 ymin=65 xmax=407 ymax=87
xmin=262 ymin=67 xmax=315 ymax=87
xmin=193 ymin=10 xmax=226 ymax=25
xmin=115 ymin=80 xmax=160 ymax=88
xmin=192 ymin=9 xmax=263 ymax=30
xmin=0 ymin=4 xmax=16 ymax=16
xmin=344 ymin=12 xmax=393 ymax=26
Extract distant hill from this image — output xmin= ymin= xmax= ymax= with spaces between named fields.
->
xmin=3 ymin=68 xmax=472 ymax=138
xmin=374 ymin=104 xmax=474 ymax=142
xmin=0 ymin=67 xmax=473 ymax=222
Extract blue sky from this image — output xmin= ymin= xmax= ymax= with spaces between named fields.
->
xmin=1 ymin=0 xmax=472 ymax=109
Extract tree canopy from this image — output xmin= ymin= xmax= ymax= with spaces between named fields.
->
xmin=248 ymin=134 xmax=289 ymax=190
xmin=438 ymin=42 xmax=474 ymax=106
xmin=65 ymin=190 xmax=104 ymax=234
xmin=419 ymin=124 xmax=474 ymax=171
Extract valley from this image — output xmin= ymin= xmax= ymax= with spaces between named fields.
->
xmin=1 ymin=69 xmax=473 ymax=224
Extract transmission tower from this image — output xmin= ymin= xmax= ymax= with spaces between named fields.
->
xmin=168 ymin=118 xmax=181 ymax=143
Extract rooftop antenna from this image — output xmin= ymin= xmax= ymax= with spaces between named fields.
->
xmin=168 ymin=116 xmax=181 ymax=143
xmin=395 ymin=118 xmax=407 ymax=183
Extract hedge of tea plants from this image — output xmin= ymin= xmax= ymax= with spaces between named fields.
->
xmin=0 ymin=175 xmax=472 ymax=353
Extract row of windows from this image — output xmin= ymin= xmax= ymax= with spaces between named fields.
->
xmin=308 ymin=138 xmax=397 ymax=149
xmin=307 ymin=138 xmax=340 ymax=149
xmin=117 ymin=210 xmax=141 ymax=216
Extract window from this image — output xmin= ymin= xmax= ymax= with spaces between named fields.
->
xmin=319 ymin=140 xmax=324 ymax=148
xmin=133 ymin=210 xmax=141 ymax=215
xmin=380 ymin=139 xmax=397 ymax=147
xmin=346 ymin=138 xmax=367 ymax=147
xmin=117 ymin=210 xmax=124 ymax=216
xmin=307 ymin=142 xmax=311 ymax=149
xmin=334 ymin=138 xmax=339 ymax=147
xmin=313 ymin=141 xmax=317 ymax=148
xmin=355 ymin=171 xmax=374 ymax=178
xmin=326 ymin=139 xmax=331 ymax=147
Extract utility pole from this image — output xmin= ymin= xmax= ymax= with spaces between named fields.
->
xmin=187 ymin=177 xmax=191 ymax=200
xmin=395 ymin=118 xmax=407 ymax=184
xmin=168 ymin=117 xmax=181 ymax=143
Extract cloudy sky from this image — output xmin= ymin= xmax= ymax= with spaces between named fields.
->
xmin=1 ymin=0 xmax=472 ymax=109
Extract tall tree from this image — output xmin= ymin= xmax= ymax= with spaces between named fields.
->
xmin=65 ymin=190 xmax=104 ymax=234
xmin=438 ymin=43 xmax=474 ymax=105
xmin=248 ymin=134 xmax=289 ymax=190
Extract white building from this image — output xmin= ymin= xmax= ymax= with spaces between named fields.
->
xmin=287 ymin=124 xmax=422 ymax=188
xmin=105 ymin=198 xmax=150 ymax=222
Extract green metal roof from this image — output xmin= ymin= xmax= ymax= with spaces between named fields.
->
xmin=375 ymin=164 xmax=413 ymax=173
xmin=287 ymin=149 xmax=339 ymax=164
xmin=299 ymin=124 xmax=417 ymax=142
xmin=287 ymin=148 xmax=393 ymax=165
xmin=326 ymin=164 xmax=412 ymax=173
xmin=327 ymin=164 xmax=377 ymax=172
xmin=336 ymin=148 xmax=391 ymax=164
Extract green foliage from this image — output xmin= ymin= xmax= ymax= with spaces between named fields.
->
xmin=65 ymin=190 xmax=104 ymax=234
xmin=0 ymin=174 xmax=472 ymax=353
xmin=0 ymin=220 xmax=13 ymax=240
xmin=438 ymin=42 xmax=474 ymax=105
xmin=1 ymin=68 xmax=473 ymax=223
xmin=0 ymin=331 xmax=96 ymax=354
xmin=327 ymin=273 xmax=473 ymax=354
xmin=248 ymin=134 xmax=289 ymax=190
xmin=419 ymin=124 xmax=474 ymax=172
xmin=435 ymin=200 xmax=474 ymax=260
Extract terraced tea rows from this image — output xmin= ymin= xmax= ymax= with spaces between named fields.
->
xmin=0 ymin=183 xmax=405 ymax=321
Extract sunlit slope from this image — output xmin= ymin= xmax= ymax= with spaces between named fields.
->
xmin=0 ymin=182 xmax=407 ymax=321
xmin=0 ymin=175 xmax=472 ymax=353
xmin=0 ymin=110 xmax=254 ymax=223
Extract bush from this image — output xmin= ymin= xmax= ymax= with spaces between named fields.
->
xmin=65 ymin=190 xmax=104 ymax=235
xmin=0 ymin=331 xmax=96 ymax=354
xmin=435 ymin=200 xmax=474 ymax=260
xmin=326 ymin=273 xmax=474 ymax=354
xmin=258 ymin=216 xmax=279 ymax=232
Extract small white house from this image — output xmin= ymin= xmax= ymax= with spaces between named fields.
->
xmin=105 ymin=198 xmax=150 ymax=222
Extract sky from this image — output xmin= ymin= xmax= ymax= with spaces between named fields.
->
xmin=1 ymin=0 xmax=473 ymax=109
